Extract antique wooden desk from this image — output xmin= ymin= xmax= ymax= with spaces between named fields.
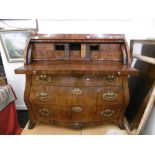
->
xmin=15 ymin=34 xmax=138 ymax=129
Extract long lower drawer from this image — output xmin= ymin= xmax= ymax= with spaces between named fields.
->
xmin=32 ymin=103 xmax=124 ymax=123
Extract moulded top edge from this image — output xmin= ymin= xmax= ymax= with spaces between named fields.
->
xmin=30 ymin=34 xmax=126 ymax=40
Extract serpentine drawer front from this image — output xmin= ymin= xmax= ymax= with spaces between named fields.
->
xmin=15 ymin=34 xmax=139 ymax=129
xmin=32 ymin=74 xmax=122 ymax=86
xmin=33 ymin=103 xmax=123 ymax=123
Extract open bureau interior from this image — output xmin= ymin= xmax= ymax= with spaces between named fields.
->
xmin=29 ymin=41 xmax=127 ymax=64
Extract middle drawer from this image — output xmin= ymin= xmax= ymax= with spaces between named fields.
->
xmin=30 ymin=86 xmax=124 ymax=106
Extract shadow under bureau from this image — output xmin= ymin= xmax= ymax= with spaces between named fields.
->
xmin=15 ymin=34 xmax=138 ymax=129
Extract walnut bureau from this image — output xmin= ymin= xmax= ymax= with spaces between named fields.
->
xmin=15 ymin=34 xmax=138 ymax=129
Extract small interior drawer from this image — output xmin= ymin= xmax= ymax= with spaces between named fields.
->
xmin=32 ymin=43 xmax=54 ymax=59
xmin=33 ymin=43 xmax=54 ymax=51
xmin=99 ymin=44 xmax=121 ymax=51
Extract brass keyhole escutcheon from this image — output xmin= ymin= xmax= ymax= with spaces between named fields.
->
xmin=72 ymin=88 xmax=83 ymax=95
xmin=72 ymin=106 xmax=82 ymax=112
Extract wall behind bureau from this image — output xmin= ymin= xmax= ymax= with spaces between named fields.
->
xmin=0 ymin=19 xmax=155 ymax=134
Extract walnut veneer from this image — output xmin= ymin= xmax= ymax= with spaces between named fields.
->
xmin=15 ymin=34 xmax=138 ymax=129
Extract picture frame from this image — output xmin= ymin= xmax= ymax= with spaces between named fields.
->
xmin=0 ymin=30 xmax=31 ymax=62
xmin=125 ymin=39 xmax=155 ymax=134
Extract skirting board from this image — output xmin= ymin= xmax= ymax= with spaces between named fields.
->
xmin=16 ymin=104 xmax=27 ymax=110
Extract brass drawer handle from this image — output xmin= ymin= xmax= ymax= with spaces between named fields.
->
xmin=37 ymin=91 xmax=51 ymax=101
xmin=36 ymin=74 xmax=51 ymax=84
xmin=38 ymin=108 xmax=53 ymax=116
xmin=72 ymin=106 xmax=82 ymax=112
xmin=104 ymin=75 xmax=118 ymax=84
xmin=72 ymin=88 xmax=82 ymax=95
xmin=103 ymin=91 xmax=117 ymax=101
xmin=101 ymin=109 xmax=114 ymax=117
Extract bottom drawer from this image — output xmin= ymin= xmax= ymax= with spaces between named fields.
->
xmin=32 ymin=103 xmax=123 ymax=123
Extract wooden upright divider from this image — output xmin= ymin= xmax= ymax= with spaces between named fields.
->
xmin=81 ymin=44 xmax=86 ymax=58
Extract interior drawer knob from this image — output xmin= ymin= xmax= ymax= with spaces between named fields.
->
xmin=102 ymin=91 xmax=117 ymax=101
xmin=38 ymin=108 xmax=53 ymax=116
xmin=72 ymin=88 xmax=82 ymax=95
xmin=37 ymin=91 xmax=51 ymax=101
xmin=104 ymin=75 xmax=118 ymax=84
xmin=101 ymin=109 xmax=114 ymax=117
xmin=36 ymin=74 xmax=51 ymax=84
xmin=72 ymin=106 xmax=82 ymax=112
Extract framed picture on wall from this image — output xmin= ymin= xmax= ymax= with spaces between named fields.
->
xmin=0 ymin=30 xmax=31 ymax=62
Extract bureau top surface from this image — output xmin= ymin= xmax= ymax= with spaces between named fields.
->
xmin=15 ymin=62 xmax=138 ymax=75
xmin=30 ymin=34 xmax=125 ymax=41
